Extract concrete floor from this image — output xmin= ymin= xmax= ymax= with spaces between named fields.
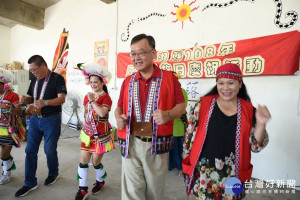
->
xmin=0 ymin=126 xmax=299 ymax=200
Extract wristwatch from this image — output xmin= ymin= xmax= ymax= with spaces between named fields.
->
xmin=168 ymin=111 xmax=172 ymax=121
xmin=44 ymin=100 xmax=49 ymax=106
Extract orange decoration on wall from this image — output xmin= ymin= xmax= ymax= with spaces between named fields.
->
xmin=171 ymin=0 xmax=199 ymax=29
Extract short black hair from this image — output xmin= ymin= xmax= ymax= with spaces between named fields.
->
xmin=28 ymin=55 xmax=47 ymax=67
xmin=131 ymin=34 xmax=155 ymax=49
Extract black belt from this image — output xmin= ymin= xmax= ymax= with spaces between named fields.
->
xmin=35 ymin=112 xmax=60 ymax=118
xmin=135 ymin=136 xmax=152 ymax=142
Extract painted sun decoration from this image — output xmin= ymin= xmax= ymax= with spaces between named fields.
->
xmin=171 ymin=0 xmax=199 ymax=29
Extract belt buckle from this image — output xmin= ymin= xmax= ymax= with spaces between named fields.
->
xmin=140 ymin=137 xmax=151 ymax=142
xmin=37 ymin=114 xmax=43 ymax=118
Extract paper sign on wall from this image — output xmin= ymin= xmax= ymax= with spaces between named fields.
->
xmin=94 ymin=39 xmax=109 ymax=68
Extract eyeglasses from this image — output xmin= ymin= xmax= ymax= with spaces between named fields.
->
xmin=129 ymin=49 xmax=153 ymax=58
xmin=29 ymin=66 xmax=41 ymax=73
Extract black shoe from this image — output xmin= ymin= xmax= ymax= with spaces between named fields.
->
xmin=44 ymin=175 xmax=59 ymax=186
xmin=15 ymin=185 xmax=38 ymax=197
xmin=75 ymin=187 xmax=89 ymax=200
xmin=92 ymin=180 xmax=105 ymax=194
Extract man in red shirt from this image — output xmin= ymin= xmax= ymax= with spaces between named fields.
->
xmin=115 ymin=34 xmax=185 ymax=200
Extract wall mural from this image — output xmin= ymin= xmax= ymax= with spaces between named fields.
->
xmin=202 ymin=0 xmax=298 ymax=29
xmin=273 ymin=0 xmax=298 ymax=28
xmin=120 ymin=12 xmax=167 ymax=42
xmin=171 ymin=0 xmax=199 ymax=29
xmin=120 ymin=0 xmax=298 ymax=42
xmin=202 ymin=0 xmax=255 ymax=11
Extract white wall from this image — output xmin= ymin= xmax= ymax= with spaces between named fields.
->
xmin=0 ymin=25 xmax=11 ymax=66
xmin=117 ymin=0 xmax=300 ymax=185
xmin=6 ymin=0 xmax=300 ymax=187
xmin=9 ymin=0 xmax=117 ymax=124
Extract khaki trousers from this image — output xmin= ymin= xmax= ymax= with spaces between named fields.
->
xmin=121 ymin=135 xmax=169 ymax=200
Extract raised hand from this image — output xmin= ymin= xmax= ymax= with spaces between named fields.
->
xmin=87 ymin=92 xmax=94 ymax=102
xmin=153 ymin=109 xmax=169 ymax=125
xmin=255 ymin=104 xmax=271 ymax=126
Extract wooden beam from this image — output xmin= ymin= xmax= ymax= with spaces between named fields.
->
xmin=0 ymin=0 xmax=44 ymax=29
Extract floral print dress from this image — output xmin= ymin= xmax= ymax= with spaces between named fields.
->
xmin=183 ymin=101 xmax=269 ymax=200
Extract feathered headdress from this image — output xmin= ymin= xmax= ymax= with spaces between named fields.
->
xmin=77 ymin=63 xmax=112 ymax=85
xmin=0 ymin=68 xmax=14 ymax=84
xmin=0 ymin=68 xmax=14 ymax=91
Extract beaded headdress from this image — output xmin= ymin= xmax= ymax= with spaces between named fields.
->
xmin=216 ymin=63 xmax=242 ymax=82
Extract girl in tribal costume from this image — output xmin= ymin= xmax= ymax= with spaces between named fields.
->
xmin=75 ymin=63 xmax=114 ymax=200
xmin=0 ymin=68 xmax=25 ymax=184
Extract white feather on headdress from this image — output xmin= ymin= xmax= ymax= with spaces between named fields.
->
xmin=81 ymin=63 xmax=112 ymax=85
xmin=0 ymin=68 xmax=14 ymax=84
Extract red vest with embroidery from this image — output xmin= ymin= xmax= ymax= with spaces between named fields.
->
xmin=118 ymin=70 xmax=175 ymax=157
xmin=182 ymin=95 xmax=253 ymax=195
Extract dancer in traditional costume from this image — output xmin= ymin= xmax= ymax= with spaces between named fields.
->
xmin=0 ymin=68 xmax=25 ymax=185
xmin=75 ymin=63 xmax=114 ymax=200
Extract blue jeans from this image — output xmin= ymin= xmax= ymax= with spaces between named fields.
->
xmin=24 ymin=114 xmax=61 ymax=186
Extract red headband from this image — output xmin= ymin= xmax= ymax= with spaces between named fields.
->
xmin=216 ymin=63 xmax=242 ymax=81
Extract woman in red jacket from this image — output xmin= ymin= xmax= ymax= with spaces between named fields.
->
xmin=182 ymin=63 xmax=271 ymax=200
